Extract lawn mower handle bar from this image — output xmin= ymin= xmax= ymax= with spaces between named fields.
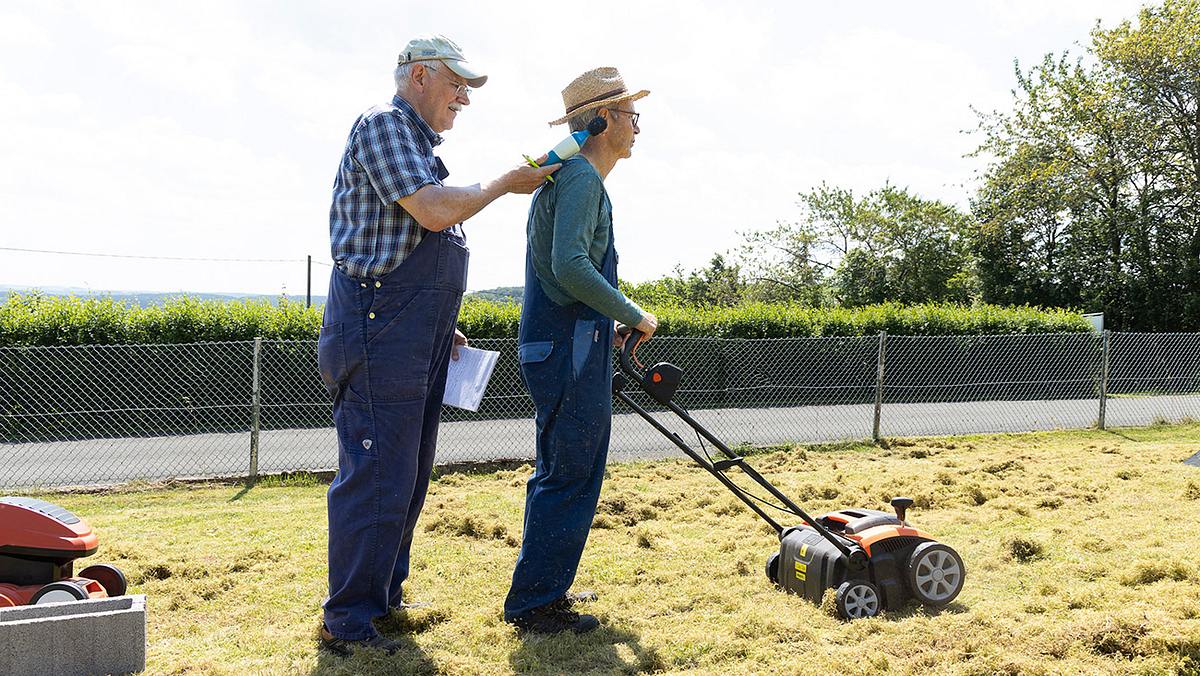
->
xmin=617 ymin=329 xmax=857 ymax=558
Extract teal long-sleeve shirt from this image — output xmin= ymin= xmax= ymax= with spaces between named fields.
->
xmin=526 ymin=157 xmax=644 ymax=327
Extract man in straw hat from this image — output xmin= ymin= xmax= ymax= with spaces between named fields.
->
xmin=317 ymin=34 xmax=556 ymax=656
xmin=503 ymin=67 xmax=658 ymax=635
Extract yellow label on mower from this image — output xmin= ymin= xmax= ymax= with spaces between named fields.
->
xmin=794 ymin=560 xmax=807 ymax=581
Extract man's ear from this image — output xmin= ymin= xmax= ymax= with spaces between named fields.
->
xmin=411 ymin=63 xmax=429 ymax=89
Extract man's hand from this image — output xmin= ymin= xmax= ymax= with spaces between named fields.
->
xmin=628 ymin=313 xmax=657 ymax=367
xmin=634 ymin=313 xmax=658 ymax=340
xmin=501 ymin=159 xmax=557 ymax=194
xmin=452 ymin=328 xmax=468 ymax=361
xmin=397 ymin=156 xmax=557 ymax=232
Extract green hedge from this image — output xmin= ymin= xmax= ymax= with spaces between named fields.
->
xmin=651 ymin=302 xmax=1091 ymax=337
xmin=0 ymin=293 xmax=1091 ymax=347
xmin=0 ymin=294 xmax=321 ymax=346
xmin=423 ymin=300 xmax=1092 ymax=339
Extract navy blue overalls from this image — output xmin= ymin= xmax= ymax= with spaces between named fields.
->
xmin=318 ymin=228 xmax=467 ymax=640
xmin=504 ymin=205 xmax=618 ymax=621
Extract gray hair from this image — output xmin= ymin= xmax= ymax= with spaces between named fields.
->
xmin=394 ymin=61 xmax=418 ymax=93
xmin=567 ymin=107 xmax=605 ymax=133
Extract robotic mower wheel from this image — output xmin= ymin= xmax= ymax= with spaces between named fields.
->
xmin=906 ymin=542 xmax=965 ymax=606
xmin=835 ymin=580 xmax=880 ymax=620
xmin=79 ymin=563 xmax=128 ymax=597
xmin=30 ymin=580 xmax=90 ymax=604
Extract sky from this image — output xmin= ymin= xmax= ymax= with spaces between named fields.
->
xmin=0 ymin=0 xmax=1151 ymax=297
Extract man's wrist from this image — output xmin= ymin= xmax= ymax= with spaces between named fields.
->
xmin=482 ymin=173 xmax=511 ymax=198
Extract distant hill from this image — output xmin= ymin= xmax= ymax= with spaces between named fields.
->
xmin=2 ymin=283 xmax=523 ymax=306
xmin=0 ymin=285 xmax=325 ymax=307
xmin=466 ymin=286 xmax=523 ymax=303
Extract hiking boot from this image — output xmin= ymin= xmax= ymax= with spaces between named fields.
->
xmin=319 ymin=625 xmax=402 ymax=657
xmin=508 ymin=598 xmax=600 ymax=635
xmin=563 ymin=590 xmax=598 ymax=605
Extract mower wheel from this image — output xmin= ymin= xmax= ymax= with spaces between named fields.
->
xmin=835 ymin=580 xmax=881 ymax=620
xmin=30 ymin=580 xmax=90 ymax=605
xmin=765 ymin=552 xmax=780 ymax=585
xmin=906 ymin=542 xmax=965 ymax=606
xmin=79 ymin=563 xmax=128 ymax=597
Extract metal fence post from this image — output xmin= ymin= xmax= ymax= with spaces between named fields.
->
xmin=1098 ymin=329 xmax=1111 ymax=430
xmin=873 ymin=331 xmax=887 ymax=442
xmin=249 ymin=337 xmax=262 ymax=481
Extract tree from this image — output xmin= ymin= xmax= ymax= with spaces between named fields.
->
xmin=740 ymin=184 xmax=976 ymax=306
xmin=972 ymin=0 xmax=1200 ymax=330
xmin=622 ymin=254 xmax=746 ymax=308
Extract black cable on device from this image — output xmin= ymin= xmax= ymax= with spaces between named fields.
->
xmin=694 ymin=428 xmax=802 ymax=519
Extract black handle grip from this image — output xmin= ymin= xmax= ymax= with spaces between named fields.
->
xmin=619 ymin=327 xmax=644 ymax=375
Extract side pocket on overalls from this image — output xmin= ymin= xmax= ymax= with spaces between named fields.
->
xmin=336 ymin=400 xmax=377 ymax=457
xmin=317 ymin=322 xmax=345 ymax=394
xmin=517 ymin=341 xmax=554 ymax=393
xmin=547 ymin=408 xmax=600 ymax=479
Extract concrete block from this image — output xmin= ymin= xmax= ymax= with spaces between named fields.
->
xmin=0 ymin=594 xmax=146 ymax=675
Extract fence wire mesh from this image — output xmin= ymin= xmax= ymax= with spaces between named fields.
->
xmin=2 ymin=332 xmax=1198 ymax=488
xmin=880 ymin=333 xmax=1105 ymax=437
xmin=1107 ymin=333 xmax=1200 ymax=428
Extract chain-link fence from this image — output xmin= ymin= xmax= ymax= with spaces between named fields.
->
xmin=2 ymin=332 xmax=1198 ymax=488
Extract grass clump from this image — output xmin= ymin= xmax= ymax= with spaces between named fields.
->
xmin=1119 ymin=559 xmax=1194 ymax=586
xmin=964 ymin=484 xmax=989 ymax=505
xmin=1036 ymin=495 xmax=1063 ymax=509
xmin=983 ymin=460 xmax=1023 ymax=476
xmin=1079 ymin=617 xmax=1150 ymax=658
xmin=424 ymin=513 xmax=515 ymax=546
xmin=1006 ymin=537 xmax=1046 ymax=563
xmin=1185 ymin=480 xmax=1200 ymax=500
xmin=819 ymin=588 xmax=839 ymax=618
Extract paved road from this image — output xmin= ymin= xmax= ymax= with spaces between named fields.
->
xmin=3 ymin=394 xmax=1197 ymax=489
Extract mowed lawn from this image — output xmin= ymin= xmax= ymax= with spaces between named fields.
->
xmin=19 ymin=423 xmax=1200 ymax=675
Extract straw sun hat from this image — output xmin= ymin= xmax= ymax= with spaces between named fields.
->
xmin=548 ymin=67 xmax=649 ymax=126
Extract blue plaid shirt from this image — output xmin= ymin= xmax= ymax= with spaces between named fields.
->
xmin=329 ymin=95 xmax=459 ymax=279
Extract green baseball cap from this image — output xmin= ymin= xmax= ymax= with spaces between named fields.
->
xmin=398 ymin=34 xmax=488 ymax=88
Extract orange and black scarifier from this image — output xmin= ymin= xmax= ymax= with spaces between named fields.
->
xmin=0 ymin=497 xmax=127 ymax=607
xmin=613 ymin=330 xmax=965 ymax=620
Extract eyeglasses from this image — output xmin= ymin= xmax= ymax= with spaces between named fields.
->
xmin=423 ymin=64 xmax=472 ymax=98
xmin=609 ymin=109 xmax=640 ymax=128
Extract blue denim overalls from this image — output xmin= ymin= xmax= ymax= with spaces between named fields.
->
xmin=318 ymin=228 xmax=467 ymax=640
xmin=503 ymin=210 xmax=618 ymax=621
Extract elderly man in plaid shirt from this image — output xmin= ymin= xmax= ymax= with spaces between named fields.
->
xmin=317 ymin=34 xmax=555 ymax=657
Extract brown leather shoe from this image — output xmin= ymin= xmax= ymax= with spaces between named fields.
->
xmin=319 ymin=625 xmax=402 ymax=657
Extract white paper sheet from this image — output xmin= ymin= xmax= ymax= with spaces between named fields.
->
xmin=442 ymin=345 xmax=500 ymax=412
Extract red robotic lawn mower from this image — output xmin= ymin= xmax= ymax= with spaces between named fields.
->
xmin=0 ymin=497 xmax=127 ymax=607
